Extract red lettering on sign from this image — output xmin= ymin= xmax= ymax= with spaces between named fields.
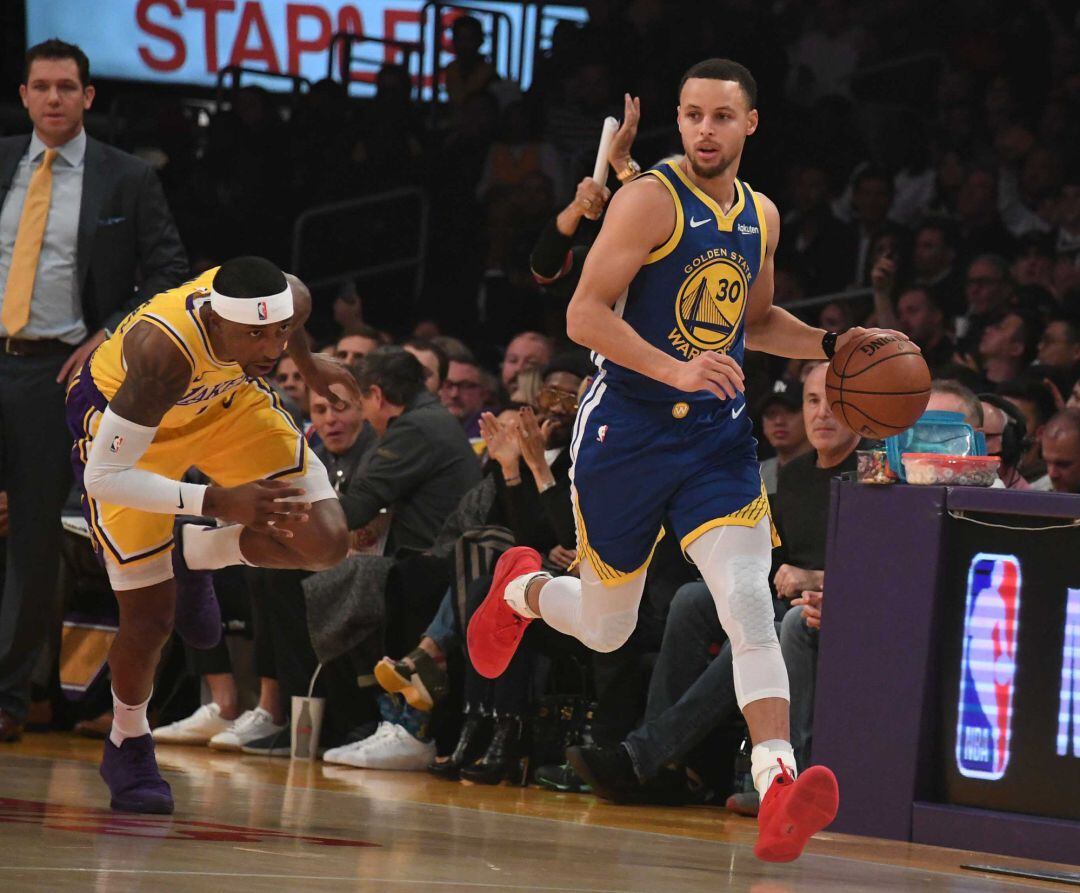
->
xmin=136 ymin=0 xmax=186 ymax=72
xmin=336 ymin=5 xmax=363 ymax=35
xmin=229 ymin=1 xmax=280 ymax=72
xmin=187 ymin=0 xmax=235 ymax=74
xmin=286 ymin=4 xmax=333 ymax=74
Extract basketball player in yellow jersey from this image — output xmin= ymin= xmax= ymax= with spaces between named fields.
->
xmin=66 ymin=256 xmax=358 ymax=814
xmin=469 ymin=59 xmax=911 ymax=861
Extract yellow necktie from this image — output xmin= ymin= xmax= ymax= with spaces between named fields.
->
xmin=2 ymin=148 xmax=58 ymax=336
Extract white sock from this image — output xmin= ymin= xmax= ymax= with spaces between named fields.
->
xmin=751 ymin=739 xmax=797 ymax=799
xmin=502 ymin=572 xmax=549 ymax=619
xmin=110 ymin=688 xmax=151 ymax=747
xmin=182 ymin=524 xmax=252 ymax=570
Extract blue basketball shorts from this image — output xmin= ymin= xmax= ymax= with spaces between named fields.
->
xmin=569 ymin=375 xmax=780 ymax=586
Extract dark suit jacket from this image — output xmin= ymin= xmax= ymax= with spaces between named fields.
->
xmin=0 ymin=133 xmax=188 ymax=336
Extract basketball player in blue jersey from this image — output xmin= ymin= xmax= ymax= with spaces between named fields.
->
xmin=470 ymin=59 xmax=909 ymax=862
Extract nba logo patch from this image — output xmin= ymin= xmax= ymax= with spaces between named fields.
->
xmin=109 ymin=435 xmax=124 ymax=453
xmin=597 ymin=425 xmax=608 ymax=443
xmin=956 ymin=553 xmax=1022 ymax=780
xmin=257 ymin=301 xmax=268 ymax=321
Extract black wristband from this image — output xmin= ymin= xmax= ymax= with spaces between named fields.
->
xmin=821 ymin=331 xmax=838 ymax=360
xmin=530 ymin=218 xmax=575 ymax=281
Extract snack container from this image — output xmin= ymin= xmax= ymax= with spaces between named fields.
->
xmin=901 ymin=453 xmax=1000 ymax=487
xmin=857 ymin=450 xmax=898 ymax=484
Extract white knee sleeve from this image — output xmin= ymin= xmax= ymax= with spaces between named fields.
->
xmin=686 ymin=519 xmax=789 ymax=709
xmin=539 ymin=558 xmax=646 ymax=653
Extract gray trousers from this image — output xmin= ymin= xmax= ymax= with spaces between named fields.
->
xmin=0 ymin=351 xmax=73 ymax=719
xmin=779 ymin=604 xmax=819 ymax=768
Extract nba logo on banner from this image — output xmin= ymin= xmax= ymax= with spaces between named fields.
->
xmin=956 ymin=553 xmax=1022 ymax=780
xmin=257 ymin=301 xmax=268 ymax=321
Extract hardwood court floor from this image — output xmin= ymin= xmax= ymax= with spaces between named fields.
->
xmin=0 ymin=734 xmax=1073 ymax=892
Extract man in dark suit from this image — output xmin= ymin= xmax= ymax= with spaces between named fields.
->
xmin=0 ymin=40 xmax=187 ymax=741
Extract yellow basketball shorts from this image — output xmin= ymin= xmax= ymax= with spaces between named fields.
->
xmin=67 ymin=373 xmax=333 ymax=584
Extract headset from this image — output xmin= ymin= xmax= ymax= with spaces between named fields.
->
xmin=978 ymin=393 xmax=1031 ymax=472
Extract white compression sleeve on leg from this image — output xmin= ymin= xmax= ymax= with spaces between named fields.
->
xmin=685 ymin=519 xmax=790 ymax=708
xmin=84 ymin=407 xmax=206 ymax=515
xmin=539 ymin=558 xmax=647 ymax=653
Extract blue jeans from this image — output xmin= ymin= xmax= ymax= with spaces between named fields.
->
xmin=779 ymin=604 xmax=818 ymax=768
xmin=624 ymin=582 xmax=737 ymax=780
xmin=423 ymin=588 xmax=459 ymax=655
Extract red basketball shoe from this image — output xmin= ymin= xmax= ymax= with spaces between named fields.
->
xmin=467 ymin=547 xmax=543 ymax=679
xmin=754 ymin=759 xmax=839 ymax=862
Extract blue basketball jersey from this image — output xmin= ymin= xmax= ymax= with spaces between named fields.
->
xmin=597 ymin=159 xmax=768 ymax=403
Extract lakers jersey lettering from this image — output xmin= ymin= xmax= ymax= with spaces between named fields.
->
xmin=598 ymin=160 xmax=767 ymax=402
xmin=87 ymin=266 xmax=249 ymax=430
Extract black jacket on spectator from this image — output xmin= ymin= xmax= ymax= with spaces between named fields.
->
xmin=316 ymin=423 xmax=378 ymax=496
xmin=493 ymin=447 xmax=575 ymax=555
xmin=340 ymin=391 xmax=482 ymax=554
xmin=0 ymin=134 xmax=188 ymax=334
xmin=772 ymin=448 xmax=859 ymax=571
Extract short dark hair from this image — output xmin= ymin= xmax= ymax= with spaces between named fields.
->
xmin=853 ymin=165 xmax=894 ymax=193
xmin=25 ymin=39 xmax=90 ymax=88
xmin=996 ymin=374 xmax=1058 ymax=426
xmin=679 ymin=58 xmax=757 ymax=109
xmin=452 ymin=15 xmax=483 ymax=38
xmin=915 ymin=217 xmax=956 ymax=249
xmin=404 ymin=337 xmax=449 ymax=383
xmin=213 ymin=256 xmax=287 ymax=300
xmin=356 ymin=346 xmax=426 ymax=406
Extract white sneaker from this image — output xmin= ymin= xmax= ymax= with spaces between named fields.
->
xmin=322 ymin=722 xmax=394 ymax=765
xmin=152 ymin=703 xmax=231 ymax=745
xmin=333 ymin=722 xmax=435 ymax=770
xmin=208 ymin=707 xmax=286 ymax=752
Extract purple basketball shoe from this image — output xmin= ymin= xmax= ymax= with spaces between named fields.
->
xmin=100 ymin=734 xmax=174 ymax=814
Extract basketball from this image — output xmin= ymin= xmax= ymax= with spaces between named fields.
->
xmin=825 ymin=333 xmax=931 ymax=439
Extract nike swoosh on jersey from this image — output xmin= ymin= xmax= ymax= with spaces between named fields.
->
xmin=731 ymin=402 xmax=746 ymax=420
xmin=690 ymin=217 xmax=713 ymax=228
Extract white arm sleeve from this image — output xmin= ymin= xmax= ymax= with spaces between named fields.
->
xmin=84 ymin=407 xmax=207 ymax=516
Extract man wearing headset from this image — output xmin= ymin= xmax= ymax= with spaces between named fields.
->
xmin=979 ymin=393 xmax=1031 ymax=490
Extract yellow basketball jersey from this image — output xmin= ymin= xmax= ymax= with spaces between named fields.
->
xmin=88 ymin=267 xmax=249 ymax=431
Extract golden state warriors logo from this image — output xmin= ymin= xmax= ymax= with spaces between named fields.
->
xmin=673 ymin=257 xmax=749 ymax=353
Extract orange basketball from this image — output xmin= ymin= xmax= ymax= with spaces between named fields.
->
xmin=825 ymin=333 xmax=931 ymax=439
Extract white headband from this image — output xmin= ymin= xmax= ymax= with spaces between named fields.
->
xmin=209 ymin=284 xmax=293 ymax=325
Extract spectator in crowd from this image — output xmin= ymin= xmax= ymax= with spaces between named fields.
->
xmin=978 ymin=309 xmax=1039 ymax=386
xmin=1036 ymin=315 xmax=1080 ymax=376
xmin=347 ymin=348 xmax=482 ymax=554
xmin=778 ymin=162 xmax=855 ymax=294
xmin=241 ymin=376 xmax=382 ymax=757
xmin=403 ymin=338 xmax=449 ymax=394
xmin=957 ymin=254 xmax=1011 ymax=351
xmin=0 ymin=40 xmax=187 ymax=742
xmin=1011 ymin=232 xmax=1056 ymax=292
xmin=895 ymin=287 xmax=955 ymax=373
xmin=440 ymin=357 xmax=495 ymax=438
xmin=274 ymin=355 xmax=311 ymax=420
xmin=910 ymin=220 xmax=962 ymax=315
xmin=774 ymin=362 xmax=863 ymax=773
xmin=847 ymin=166 xmax=895 ymax=286
xmin=926 ymin=379 xmax=983 ymax=428
xmin=444 ymin=16 xmax=497 ymax=108
xmin=979 ymin=394 xmax=1032 ymax=490
xmin=757 ymin=385 xmax=811 ymax=495
xmin=954 ymin=166 xmax=1014 ymax=262
xmin=1041 ymin=409 xmax=1080 ymax=494
xmin=335 ymin=326 xmax=383 ymax=366
xmin=998 ymin=376 xmax=1059 ymax=487
xmin=500 ymin=331 xmax=553 ymax=399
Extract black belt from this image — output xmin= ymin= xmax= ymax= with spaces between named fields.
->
xmin=1 ymin=337 xmax=74 ymax=356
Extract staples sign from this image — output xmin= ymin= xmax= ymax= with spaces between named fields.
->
xmin=26 ymin=1 xmax=586 ymax=94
